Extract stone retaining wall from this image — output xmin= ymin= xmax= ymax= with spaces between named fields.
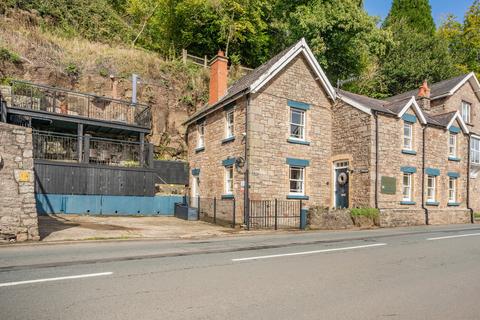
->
xmin=0 ymin=122 xmax=39 ymax=241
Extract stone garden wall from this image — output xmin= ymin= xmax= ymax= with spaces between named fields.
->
xmin=0 ymin=122 xmax=39 ymax=241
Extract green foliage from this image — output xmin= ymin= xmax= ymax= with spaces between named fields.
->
xmin=379 ymin=19 xmax=457 ymax=96
xmin=383 ymin=0 xmax=436 ymax=35
xmin=438 ymin=1 xmax=480 ymax=78
xmin=65 ymin=62 xmax=80 ymax=77
xmin=0 ymin=47 xmax=21 ymax=64
xmin=350 ymin=207 xmax=379 ymax=219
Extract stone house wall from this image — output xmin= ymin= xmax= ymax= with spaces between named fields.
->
xmin=247 ymin=55 xmax=334 ymax=207
xmin=0 ymin=122 xmax=39 ymax=241
xmin=332 ymin=101 xmax=373 ymax=208
xmin=187 ymin=98 xmax=247 ymax=224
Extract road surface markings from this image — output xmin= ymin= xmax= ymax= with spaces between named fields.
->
xmin=0 ymin=272 xmax=113 ymax=288
xmin=426 ymin=233 xmax=480 ymax=241
xmin=232 ymin=243 xmax=387 ymax=262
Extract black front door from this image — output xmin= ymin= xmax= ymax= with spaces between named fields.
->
xmin=335 ymin=167 xmax=349 ymax=208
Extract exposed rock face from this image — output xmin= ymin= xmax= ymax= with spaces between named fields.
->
xmin=0 ymin=122 xmax=39 ymax=241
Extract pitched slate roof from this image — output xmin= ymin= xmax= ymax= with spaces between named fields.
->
xmin=336 ymin=89 xmax=393 ymax=114
xmin=386 ymin=74 xmax=470 ymax=102
xmin=184 ymin=38 xmax=336 ymax=125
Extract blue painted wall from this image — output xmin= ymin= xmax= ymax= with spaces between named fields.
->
xmin=36 ymin=194 xmax=185 ymax=216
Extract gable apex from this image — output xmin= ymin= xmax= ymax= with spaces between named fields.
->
xmin=249 ymin=38 xmax=336 ymax=100
xmin=397 ymin=97 xmax=427 ymax=125
xmin=446 ymin=111 xmax=469 ymax=134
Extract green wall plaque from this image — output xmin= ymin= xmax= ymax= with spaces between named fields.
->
xmin=381 ymin=176 xmax=396 ymax=194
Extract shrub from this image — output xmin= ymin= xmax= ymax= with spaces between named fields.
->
xmin=350 ymin=207 xmax=379 ymax=220
xmin=0 ymin=47 xmax=22 ymax=64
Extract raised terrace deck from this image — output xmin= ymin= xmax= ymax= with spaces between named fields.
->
xmin=3 ymin=80 xmax=151 ymax=131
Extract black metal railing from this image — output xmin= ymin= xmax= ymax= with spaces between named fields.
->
xmin=33 ymin=131 xmax=78 ymax=162
xmin=32 ymin=130 xmax=151 ymax=168
xmin=10 ymin=80 xmax=151 ymax=128
xmin=194 ymin=197 xmax=236 ymax=228
xmin=248 ymin=199 xmax=302 ymax=230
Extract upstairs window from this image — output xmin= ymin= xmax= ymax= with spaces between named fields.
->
xmin=448 ymin=133 xmax=457 ymax=157
xmin=472 ymin=137 xmax=480 ymax=164
xmin=426 ymin=176 xmax=436 ymax=203
xmin=289 ymin=166 xmax=305 ymax=195
xmin=225 ymin=109 xmax=234 ymax=138
xmin=290 ymin=108 xmax=305 ymax=140
xmin=403 ymin=122 xmax=413 ymax=150
xmin=448 ymin=177 xmax=457 ymax=203
xmin=225 ymin=165 xmax=233 ymax=194
xmin=197 ymin=122 xmax=205 ymax=149
xmin=402 ymin=173 xmax=412 ymax=201
xmin=461 ymin=101 xmax=471 ymax=124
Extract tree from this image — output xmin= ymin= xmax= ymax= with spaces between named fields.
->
xmin=383 ymin=0 xmax=435 ymax=35
xmin=268 ymin=0 xmax=391 ymax=85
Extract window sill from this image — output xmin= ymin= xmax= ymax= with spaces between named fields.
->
xmin=287 ymin=138 xmax=310 ymax=146
xmin=195 ymin=146 xmax=205 ymax=153
xmin=287 ymin=195 xmax=309 ymax=200
xmin=447 ymin=202 xmax=460 ymax=207
xmin=448 ymin=156 xmax=461 ymax=162
xmin=221 ymin=136 xmax=235 ymax=144
xmin=400 ymin=201 xmax=416 ymax=205
xmin=426 ymin=201 xmax=439 ymax=206
xmin=221 ymin=194 xmax=234 ymax=199
xmin=402 ymin=149 xmax=417 ymax=155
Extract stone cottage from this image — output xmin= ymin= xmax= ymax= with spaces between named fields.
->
xmin=184 ymin=38 xmax=480 ymax=227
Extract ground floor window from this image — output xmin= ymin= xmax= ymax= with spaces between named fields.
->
xmin=426 ymin=175 xmax=436 ymax=202
xmin=402 ymin=173 xmax=412 ymax=201
xmin=289 ymin=166 xmax=305 ymax=195
xmin=225 ymin=165 xmax=233 ymax=194
xmin=448 ymin=177 xmax=457 ymax=203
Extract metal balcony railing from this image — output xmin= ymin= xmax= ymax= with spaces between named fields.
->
xmin=32 ymin=130 xmax=152 ymax=168
xmin=10 ymin=80 xmax=151 ymax=128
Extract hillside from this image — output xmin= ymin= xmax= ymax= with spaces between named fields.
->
xmin=0 ymin=8 xmax=211 ymax=159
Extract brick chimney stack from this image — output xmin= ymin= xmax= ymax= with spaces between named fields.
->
xmin=418 ymin=79 xmax=431 ymax=111
xmin=209 ymin=50 xmax=228 ymax=105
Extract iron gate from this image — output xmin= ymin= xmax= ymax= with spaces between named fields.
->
xmin=248 ymin=199 xmax=302 ymax=230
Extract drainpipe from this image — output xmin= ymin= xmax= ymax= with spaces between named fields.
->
xmin=244 ymin=93 xmax=250 ymax=229
xmin=467 ymin=134 xmax=474 ymax=223
xmin=374 ymin=111 xmax=379 ymax=209
xmin=421 ymin=125 xmax=429 ymax=225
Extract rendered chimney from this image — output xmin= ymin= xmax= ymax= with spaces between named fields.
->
xmin=209 ymin=50 xmax=228 ymax=105
xmin=110 ymin=75 xmax=119 ymax=100
xmin=418 ymin=79 xmax=431 ymax=111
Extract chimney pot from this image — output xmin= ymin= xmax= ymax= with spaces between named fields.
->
xmin=209 ymin=50 xmax=229 ymax=105
xmin=418 ymin=79 xmax=430 ymax=98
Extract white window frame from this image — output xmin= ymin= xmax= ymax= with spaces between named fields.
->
xmin=289 ymin=166 xmax=305 ymax=195
xmin=426 ymin=175 xmax=436 ymax=203
xmin=471 ymin=137 xmax=480 ymax=165
xmin=461 ymin=101 xmax=471 ymax=124
xmin=290 ymin=108 xmax=306 ymax=141
xmin=225 ymin=109 xmax=234 ymax=139
xmin=197 ymin=122 xmax=205 ymax=148
xmin=402 ymin=173 xmax=412 ymax=201
xmin=449 ymin=132 xmax=457 ymax=157
xmin=448 ymin=177 xmax=457 ymax=203
xmin=403 ymin=122 xmax=413 ymax=150
xmin=225 ymin=165 xmax=234 ymax=195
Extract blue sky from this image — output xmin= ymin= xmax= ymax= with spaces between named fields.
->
xmin=364 ymin=0 xmax=475 ymax=25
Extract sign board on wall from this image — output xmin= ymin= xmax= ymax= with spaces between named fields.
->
xmin=381 ymin=176 xmax=396 ymax=195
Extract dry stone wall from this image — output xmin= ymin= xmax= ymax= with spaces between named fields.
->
xmin=0 ymin=122 xmax=39 ymax=241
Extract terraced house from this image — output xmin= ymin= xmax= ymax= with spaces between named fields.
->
xmin=184 ymin=38 xmax=480 ymax=227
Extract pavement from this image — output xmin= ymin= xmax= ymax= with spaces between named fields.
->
xmin=1 ymin=223 xmax=480 ymax=319
xmin=37 ymin=214 xmax=239 ymax=242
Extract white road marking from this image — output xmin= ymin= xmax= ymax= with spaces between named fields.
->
xmin=427 ymin=233 xmax=480 ymax=241
xmin=0 ymin=272 xmax=113 ymax=287
xmin=232 ymin=243 xmax=387 ymax=262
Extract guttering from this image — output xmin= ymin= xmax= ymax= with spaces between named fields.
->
xmin=374 ymin=110 xmax=379 ymax=209
xmin=422 ymin=125 xmax=429 ymax=225
xmin=467 ymin=134 xmax=474 ymax=223
xmin=183 ymin=90 xmax=248 ymax=126
xmin=244 ymin=93 xmax=251 ymax=229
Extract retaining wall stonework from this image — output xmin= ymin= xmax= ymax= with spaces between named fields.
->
xmin=0 ymin=122 xmax=39 ymax=241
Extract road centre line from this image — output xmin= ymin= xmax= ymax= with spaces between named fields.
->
xmin=426 ymin=233 xmax=480 ymax=241
xmin=0 ymin=272 xmax=113 ymax=288
xmin=232 ymin=243 xmax=387 ymax=262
